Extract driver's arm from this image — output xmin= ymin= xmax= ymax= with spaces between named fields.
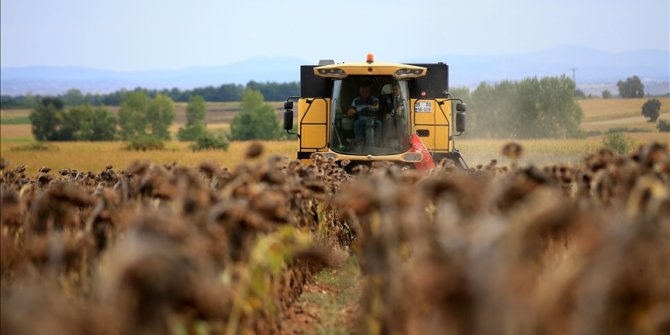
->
xmin=371 ymin=97 xmax=380 ymax=111
xmin=347 ymin=106 xmax=357 ymax=117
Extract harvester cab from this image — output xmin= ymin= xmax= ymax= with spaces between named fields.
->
xmin=284 ymin=54 xmax=468 ymax=168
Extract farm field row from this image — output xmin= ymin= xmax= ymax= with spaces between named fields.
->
xmin=0 ymin=122 xmax=234 ymax=142
xmin=0 ymin=140 xmax=296 ymax=172
xmin=577 ymin=97 xmax=670 ymax=121
xmin=581 ymin=114 xmax=670 ymax=132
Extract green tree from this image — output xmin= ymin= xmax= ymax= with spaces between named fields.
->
xmin=124 ymin=135 xmax=165 ymax=151
xmin=63 ymin=89 xmax=85 ymax=106
xmin=177 ymin=95 xmax=207 ymax=141
xmin=91 ymin=108 xmax=117 ymax=140
xmin=81 ymin=107 xmax=117 ymax=141
xmin=190 ymin=131 xmax=230 ymax=151
xmin=147 ymin=94 xmax=175 ymax=140
xmin=230 ymin=89 xmax=283 ymax=140
xmin=29 ymin=97 xmax=64 ymax=141
xmin=641 ymin=98 xmax=661 ymax=122
xmin=118 ymin=91 xmax=150 ymax=139
xmin=616 ymin=76 xmax=644 ymax=98
xmin=657 ymin=120 xmax=670 ymax=132
xmin=449 ymin=87 xmax=471 ymax=101
xmin=603 ymin=131 xmax=633 ymax=154
xmin=467 ymin=81 xmax=518 ymax=138
xmin=466 ymin=76 xmax=582 ymax=138
xmin=514 ymin=78 xmax=542 ymax=137
xmin=59 ymin=106 xmax=87 ymax=140
xmin=24 ymin=93 xmax=38 ymax=109
xmin=31 ymin=103 xmax=117 ymax=141
xmin=536 ymin=76 xmax=583 ymax=138
xmin=118 ymin=91 xmax=174 ymax=140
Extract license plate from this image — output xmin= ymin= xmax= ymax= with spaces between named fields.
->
xmin=415 ymin=101 xmax=432 ymax=113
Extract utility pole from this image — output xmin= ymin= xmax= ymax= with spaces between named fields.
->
xmin=569 ymin=67 xmax=577 ymax=84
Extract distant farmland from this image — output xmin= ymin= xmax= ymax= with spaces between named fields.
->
xmin=1 ymin=97 xmax=668 ymax=170
xmin=579 ymin=97 xmax=670 ymax=132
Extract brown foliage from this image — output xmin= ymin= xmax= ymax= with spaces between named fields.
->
xmin=335 ymin=142 xmax=670 ymax=335
xmin=1 ymin=142 xmax=668 ymax=334
xmin=1 ymin=153 xmax=350 ymax=334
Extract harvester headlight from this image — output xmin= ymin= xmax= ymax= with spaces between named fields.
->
xmin=403 ymin=152 xmax=423 ymax=162
xmin=316 ymin=68 xmax=346 ymax=78
xmin=393 ymin=68 xmax=425 ymax=78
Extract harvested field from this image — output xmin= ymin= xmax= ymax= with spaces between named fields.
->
xmin=0 ymin=124 xmax=32 ymax=140
xmin=1 ymin=135 xmax=668 ymax=173
xmin=0 ymin=141 xmax=297 ymax=172
xmin=578 ymin=97 xmax=670 ymax=122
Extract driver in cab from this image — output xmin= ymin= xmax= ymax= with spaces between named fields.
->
xmin=347 ymin=84 xmax=382 ymax=146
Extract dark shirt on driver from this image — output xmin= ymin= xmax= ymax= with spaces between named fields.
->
xmin=351 ymin=96 xmax=380 ymax=117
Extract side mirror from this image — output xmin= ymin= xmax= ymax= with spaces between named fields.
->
xmin=456 ymin=102 xmax=467 ymax=112
xmin=283 ymin=101 xmax=294 ymax=131
xmin=456 ymin=111 xmax=466 ymax=133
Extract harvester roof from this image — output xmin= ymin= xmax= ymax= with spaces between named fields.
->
xmin=313 ymin=59 xmax=427 ymax=79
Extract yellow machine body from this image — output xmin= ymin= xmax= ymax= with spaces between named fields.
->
xmin=287 ymin=57 xmax=466 ymax=167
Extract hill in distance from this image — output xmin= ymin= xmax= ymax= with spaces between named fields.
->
xmin=1 ymin=46 xmax=668 ymax=96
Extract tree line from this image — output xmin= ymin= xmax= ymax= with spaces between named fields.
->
xmin=29 ymin=93 xmax=176 ymax=142
xmin=21 ymin=75 xmax=602 ymax=143
xmin=16 ymin=74 xmax=663 ymax=144
xmin=29 ymin=88 xmax=286 ymax=148
xmin=1 ymin=81 xmax=299 ymax=109
xmin=453 ymin=76 xmax=584 ymax=138
xmin=29 ymin=98 xmax=118 ymax=141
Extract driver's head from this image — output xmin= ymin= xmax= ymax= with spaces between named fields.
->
xmin=359 ymin=84 xmax=371 ymax=98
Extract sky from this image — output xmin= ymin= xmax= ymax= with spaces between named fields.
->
xmin=1 ymin=0 xmax=668 ymax=71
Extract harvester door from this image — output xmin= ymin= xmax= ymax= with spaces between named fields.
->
xmin=413 ymin=99 xmax=436 ymax=150
xmin=433 ymin=99 xmax=450 ymax=151
xmin=413 ymin=99 xmax=451 ymax=152
xmin=298 ymin=98 xmax=329 ymax=150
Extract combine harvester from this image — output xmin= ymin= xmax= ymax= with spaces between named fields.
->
xmin=283 ymin=54 xmax=468 ymax=169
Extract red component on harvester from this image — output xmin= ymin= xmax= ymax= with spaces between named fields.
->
xmin=410 ymin=134 xmax=435 ymax=170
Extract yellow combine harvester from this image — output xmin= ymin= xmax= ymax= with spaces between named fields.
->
xmin=283 ymin=54 xmax=468 ymax=168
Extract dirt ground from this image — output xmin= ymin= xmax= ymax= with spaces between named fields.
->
xmin=281 ymin=256 xmax=361 ymax=335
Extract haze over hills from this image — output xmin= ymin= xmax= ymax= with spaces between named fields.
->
xmin=0 ymin=57 xmax=309 ymax=96
xmin=1 ymin=46 xmax=668 ymax=96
